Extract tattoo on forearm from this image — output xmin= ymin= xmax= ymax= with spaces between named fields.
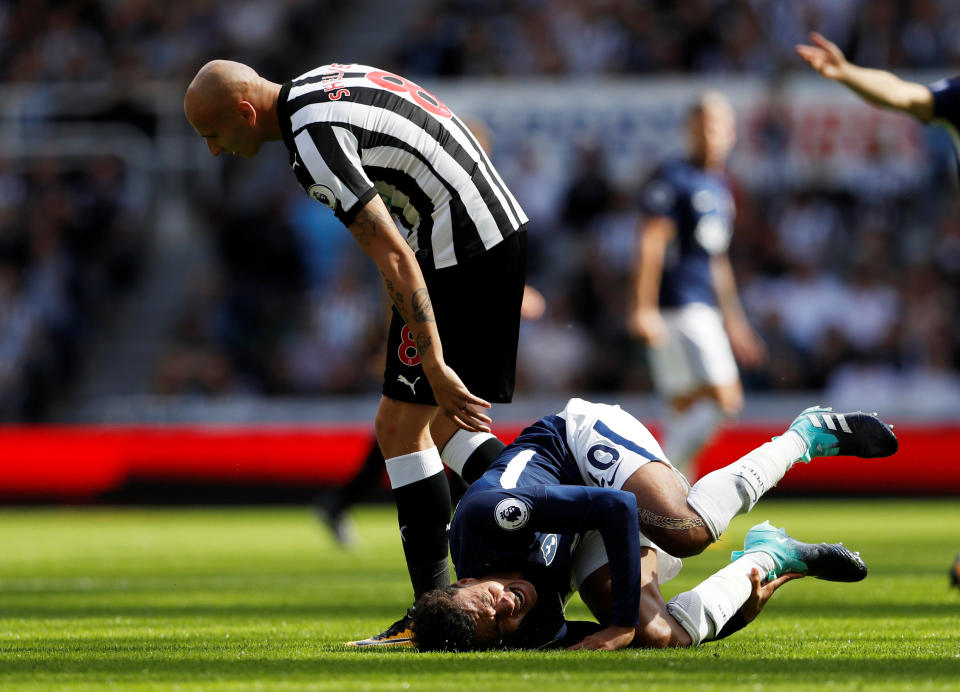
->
xmin=350 ymin=206 xmax=380 ymax=246
xmin=384 ymin=278 xmax=403 ymax=310
xmin=415 ymin=333 xmax=432 ymax=355
xmin=411 ymin=288 xmax=435 ymax=323
xmin=356 ymin=204 xmax=435 ymax=353
xmin=384 ymin=286 xmax=407 ymax=323
xmin=637 ymin=508 xmax=706 ymax=530
xmin=381 ymin=278 xmax=430 ymax=355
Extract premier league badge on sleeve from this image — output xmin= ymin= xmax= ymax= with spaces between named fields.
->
xmin=308 ymin=184 xmax=337 ymax=209
xmin=494 ymin=498 xmax=530 ymax=531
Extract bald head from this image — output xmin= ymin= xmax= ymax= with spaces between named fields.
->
xmin=185 ymin=60 xmax=259 ymax=123
xmin=184 ymin=60 xmax=281 ymax=158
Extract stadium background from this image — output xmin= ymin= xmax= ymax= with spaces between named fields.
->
xmin=2 ymin=0 xmax=960 ymax=503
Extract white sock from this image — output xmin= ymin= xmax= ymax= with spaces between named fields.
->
xmin=685 ymin=430 xmax=808 ymax=540
xmin=666 ymin=552 xmax=776 ymax=645
xmin=440 ymin=430 xmax=496 ymax=477
xmin=663 ymin=400 xmax=725 ymax=476
xmin=385 ymin=447 xmax=443 ymax=489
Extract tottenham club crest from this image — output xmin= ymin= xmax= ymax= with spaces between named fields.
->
xmin=307 ymin=184 xmax=336 ymax=210
xmin=494 ymin=498 xmax=530 ymax=531
xmin=540 ymin=533 xmax=558 ymax=565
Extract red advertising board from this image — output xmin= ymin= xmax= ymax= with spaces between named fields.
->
xmin=0 ymin=421 xmax=956 ymax=501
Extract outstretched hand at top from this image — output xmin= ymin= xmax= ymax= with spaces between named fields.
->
xmin=796 ymin=32 xmax=850 ymax=81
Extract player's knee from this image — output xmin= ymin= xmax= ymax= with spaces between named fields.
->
xmin=374 ymin=406 xmax=400 ymax=447
xmin=375 ymin=398 xmax=432 ymax=455
xmin=685 ymin=531 xmax=712 ymax=557
xmin=654 ymin=529 xmax=711 ymax=558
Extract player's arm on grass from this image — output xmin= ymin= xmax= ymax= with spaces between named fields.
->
xmin=461 ymin=486 xmax=642 ymax=650
xmin=629 ymin=215 xmax=674 ymax=346
xmin=710 ymin=253 xmax=765 ymax=367
xmin=796 ymin=32 xmax=934 ymax=122
xmin=349 ymin=195 xmax=491 ymax=431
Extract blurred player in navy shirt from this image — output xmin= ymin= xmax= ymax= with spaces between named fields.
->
xmin=409 ymin=399 xmax=896 ymax=651
xmin=629 ymin=92 xmax=765 ymax=477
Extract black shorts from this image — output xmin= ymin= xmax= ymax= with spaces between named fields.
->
xmin=383 ymin=230 xmax=527 ymax=405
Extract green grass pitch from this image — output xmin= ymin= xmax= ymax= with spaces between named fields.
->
xmin=1 ymin=500 xmax=958 ymax=691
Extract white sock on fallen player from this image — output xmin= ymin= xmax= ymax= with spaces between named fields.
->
xmin=685 ymin=430 xmax=808 ymax=541
xmin=666 ymin=552 xmax=776 ymax=645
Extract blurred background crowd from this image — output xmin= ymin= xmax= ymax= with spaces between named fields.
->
xmin=1 ymin=0 xmax=959 ymax=422
xmin=394 ymin=0 xmax=960 ymax=77
xmin=5 ymin=0 xmax=956 ymax=86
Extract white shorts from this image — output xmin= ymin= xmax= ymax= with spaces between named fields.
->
xmin=557 ymin=398 xmax=687 ymax=589
xmin=647 ymin=302 xmax=739 ymax=398
xmin=571 ymin=527 xmax=683 ymax=591
xmin=559 ymin=397 xmax=671 ymax=488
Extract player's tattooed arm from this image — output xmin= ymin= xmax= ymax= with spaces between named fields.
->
xmin=637 ymin=508 xmax=706 ymax=531
xmin=381 ymin=272 xmax=427 ymax=346
xmin=348 ymin=201 xmax=383 ymax=248
xmin=415 ymin=333 xmax=432 ymax=354
xmin=349 ymin=197 xmax=488 ymax=429
xmin=384 ymin=279 xmax=403 ymax=312
xmin=351 ymin=196 xmax=438 ymax=358
xmin=407 ymin=289 xmax=435 ymax=354
xmin=382 ymin=277 xmax=431 ymax=351
xmin=411 ymin=288 xmax=435 ymax=323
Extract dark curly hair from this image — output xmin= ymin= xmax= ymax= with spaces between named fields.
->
xmin=411 ymin=585 xmax=477 ymax=652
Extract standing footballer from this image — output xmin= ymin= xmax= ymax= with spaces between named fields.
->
xmin=628 ymin=91 xmax=765 ymax=478
xmin=184 ymin=61 xmax=528 ymax=643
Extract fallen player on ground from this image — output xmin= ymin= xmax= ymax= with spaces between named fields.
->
xmin=407 ymin=399 xmax=897 ymax=650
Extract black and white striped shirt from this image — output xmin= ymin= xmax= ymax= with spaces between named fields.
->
xmin=277 ymin=63 xmax=527 ymax=269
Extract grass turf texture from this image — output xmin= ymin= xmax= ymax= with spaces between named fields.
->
xmin=1 ymin=500 xmax=958 ymax=691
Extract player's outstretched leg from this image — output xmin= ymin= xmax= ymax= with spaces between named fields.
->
xmin=686 ymin=405 xmax=898 ymax=543
xmin=666 ymin=521 xmax=867 ymax=646
xmin=787 ymin=406 xmax=898 ymax=462
xmin=950 ymin=552 xmax=960 ymax=589
xmin=730 ymin=520 xmax=867 ymax=582
xmin=345 ymin=609 xmax=416 ymax=648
